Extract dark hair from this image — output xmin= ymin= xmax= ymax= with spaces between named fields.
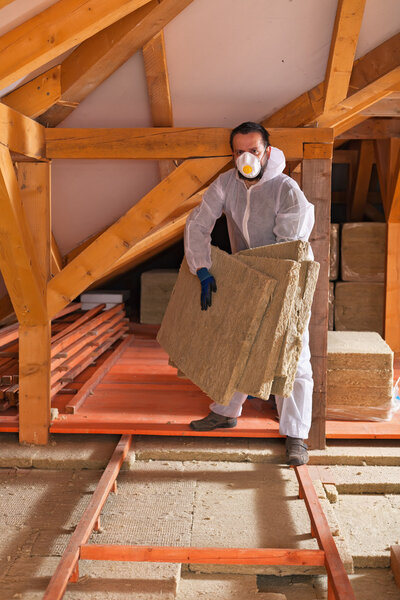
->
xmin=229 ymin=122 xmax=270 ymax=151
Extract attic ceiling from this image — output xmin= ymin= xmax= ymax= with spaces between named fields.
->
xmin=0 ymin=0 xmax=399 ymax=300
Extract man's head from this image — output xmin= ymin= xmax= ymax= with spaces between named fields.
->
xmin=230 ymin=122 xmax=271 ymax=182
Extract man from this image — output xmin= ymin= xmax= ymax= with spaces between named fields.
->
xmin=184 ymin=122 xmax=315 ymax=466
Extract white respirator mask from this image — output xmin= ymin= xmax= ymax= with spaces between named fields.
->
xmin=236 ymin=149 xmax=266 ymax=179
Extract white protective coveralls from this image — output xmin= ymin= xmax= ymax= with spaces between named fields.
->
xmin=184 ymin=147 xmax=315 ymax=439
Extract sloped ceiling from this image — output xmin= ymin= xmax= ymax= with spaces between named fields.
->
xmin=0 ymin=0 xmax=399 ymax=260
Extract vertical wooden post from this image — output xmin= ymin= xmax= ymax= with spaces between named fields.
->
xmin=17 ymin=162 xmax=51 ymax=445
xmin=302 ymin=156 xmax=332 ymax=450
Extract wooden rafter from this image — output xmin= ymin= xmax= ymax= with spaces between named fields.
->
xmin=350 ymin=140 xmax=374 ymax=220
xmin=47 ymin=157 xmax=230 ymax=318
xmin=337 ymin=117 xmax=400 ymax=139
xmin=0 ymin=103 xmax=45 ymax=159
xmin=262 ymin=32 xmax=400 ymax=129
xmin=2 ymin=66 xmax=62 ymax=119
xmin=0 ymin=0 xmax=154 ymax=91
xmin=323 ymin=0 xmax=366 ymax=112
xmin=36 ymin=0 xmax=193 ymax=126
xmin=143 ymin=30 xmax=176 ymax=180
xmin=45 ymin=127 xmax=333 ymax=160
xmin=360 ymin=94 xmax=400 ymax=118
xmin=0 ymin=146 xmax=47 ymax=325
xmin=316 ymin=66 xmax=400 ymax=134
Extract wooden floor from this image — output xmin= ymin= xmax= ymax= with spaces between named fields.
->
xmin=1 ymin=328 xmax=400 ymax=439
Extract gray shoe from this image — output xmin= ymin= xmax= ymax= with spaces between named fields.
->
xmin=190 ymin=411 xmax=237 ymax=431
xmin=286 ymin=437 xmax=309 ymax=466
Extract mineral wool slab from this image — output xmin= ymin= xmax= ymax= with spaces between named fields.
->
xmin=327 ymin=331 xmax=393 ymax=371
xmin=157 ymin=246 xmax=276 ymax=405
xmin=234 ymin=254 xmax=300 ymax=399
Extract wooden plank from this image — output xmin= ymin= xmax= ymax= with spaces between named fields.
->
xmin=143 ymin=30 xmax=175 ymax=180
xmin=391 ymin=545 xmax=400 ymax=588
xmin=43 ymin=434 xmax=132 ymax=600
xmin=45 ymin=127 xmax=333 ymax=160
xmin=16 ymin=161 xmax=51 ymax=444
xmin=80 ymin=544 xmax=325 ymax=566
xmin=0 ymin=103 xmax=45 ymax=159
xmin=385 ymin=223 xmax=400 ymax=352
xmin=0 ymin=0 xmax=154 ymax=91
xmin=263 ymin=32 xmax=400 ymax=128
xmin=295 ymin=466 xmax=356 ymax=599
xmin=302 ymin=159 xmax=331 ymax=450
xmin=38 ymin=0 xmax=193 ymax=126
xmin=51 ymin=304 xmax=105 ymax=344
xmin=65 ymin=335 xmax=132 ymax=413
xmin=303 ymin=143 xmax=333 ymax=160
xmin=0 ymin=146 xmax=47 ymax=325
xmin=47 ymin=156 xmax=231 ymax=318
xmin=350 ymin=140 xmax=374 ymax=220
xmin=1 ymin=66 xmax=62 ymax=119
xmin=323 ymin=0 xmax=366 ymax=112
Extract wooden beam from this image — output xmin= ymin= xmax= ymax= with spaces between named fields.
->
xmin=385 ymin=223 xmax=400 ymax=352
xmin=337 ymin=117 xmax=400 ymax=140
xmin=323 ymin=0 xmax=366 ymax=112
xmin=37 ymin=0 xmax=193 ymax=126
xmin=348 ymin=32 xmax=400 ymax=95
xmin=262 ymin=32 xmax=400 ymax=128
xmin=0 ymin=1 xmax=16 ymax=8
xmin=47 ymin=157 xmax=230 ymax=318
xmin=0 ymin=0 xmax=153 ymax=91
xmin=360 ymin=94 xmax=400 ymax=118
xmin=350 ymin=140 xmax=375 ymax=220
xmin=302 ymin=158 xmax=331 ymax=450
xmin=316 ymin=67 xmax=400 ymax=132
xmin=1 ymin=66 xmax=62 ymax=119
xmin=0 ymin=147 xmax=47 ymax=325
xmin=143 ymin=30 xmax=175 ymax=180
xmin=45 ymin=127 xmax=333 ymax=160
xmin=15 ymin=162 xmax=51 ymax=445
xmin=0 ymin=103 xmax=45 ymax=159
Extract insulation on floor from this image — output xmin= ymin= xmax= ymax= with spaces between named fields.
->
xmin=140 ymin=269 xmax=179 ymax=324
xmin=334 ymin=282 xmax=384 ymax=335
xmin=327 ymin=331 xmax=394 ymax=421
xmin=341 ymin=223 xmax=386 ymax=282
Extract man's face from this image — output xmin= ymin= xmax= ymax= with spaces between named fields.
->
xmin=232 ymin=132 xmax=270 ymax=181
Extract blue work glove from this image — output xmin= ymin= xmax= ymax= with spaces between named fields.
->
xmin=196 ymin=268 xmax=217 ymax=311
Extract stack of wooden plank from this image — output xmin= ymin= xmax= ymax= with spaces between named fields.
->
xmin=0 ymin=303 xmax=129 ymax=412
xmin=157 ymin=242 xmax=319 ymax=405
xmin=327 ymin=331 xmax=394 ymax=421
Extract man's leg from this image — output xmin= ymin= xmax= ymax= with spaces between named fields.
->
xmin=275 ymin=326 xmax=313 ymax=464
xmin=190 ymin=392 xmax=247 ymax=430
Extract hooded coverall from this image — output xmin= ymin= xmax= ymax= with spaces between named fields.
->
xmin=184 ymin=147 xmax=315 ymax=439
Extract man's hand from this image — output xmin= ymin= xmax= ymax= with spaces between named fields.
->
xmin=196 ymin=268 xmax=217 ymax=311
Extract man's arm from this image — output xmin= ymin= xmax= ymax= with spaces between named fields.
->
xmin=273 ymin=180 xmax=315 ymax=244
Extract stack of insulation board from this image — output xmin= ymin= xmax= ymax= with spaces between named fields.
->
xmin=335 ymin=223 xmax=386 ymax=335
xmin=157 ymin=242 xmax=319 ymax=406
xmin=140 ymin=270 xmax=179 ymax=324
xmin=327 ymin=331 xmax=394 ymax=421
